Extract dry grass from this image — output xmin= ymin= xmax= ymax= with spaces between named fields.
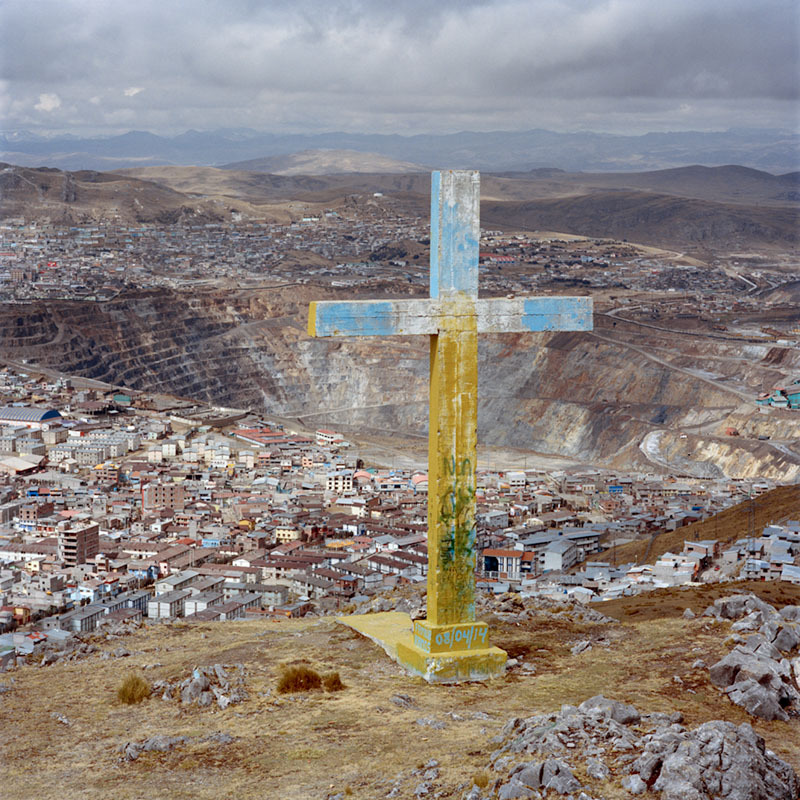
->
xmin=323 ymin=671 xmax=346 ymax=692
xmin=116 ymin=673 xmax=150 ymax=705
xmin=277 ymin=664 xmax=322 ymax=694
xmin=472 ymin=771 xmax=490 ymax=789
xmin=1 ymin=600 xmax=798 ymax=800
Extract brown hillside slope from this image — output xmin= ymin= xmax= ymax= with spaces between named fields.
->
xmin=480 ymin=191 xmax=800 ymax=253
xmin=613 ymin=483 xmax=800 ymax=564
xmin=0 ymin=163 xmax=234 ymax=224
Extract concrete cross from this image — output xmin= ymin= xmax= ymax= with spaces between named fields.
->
xmin=308 ymin=170 xmax=592 ymax=681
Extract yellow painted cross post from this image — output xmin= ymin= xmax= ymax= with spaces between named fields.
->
xmin=308 ymin=170 xmax=593 ymax=682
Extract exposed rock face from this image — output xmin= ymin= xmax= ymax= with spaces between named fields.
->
xmin=704 ymin=594 xmax=800 ymax=720
xmin=2 ymin=285 xmax=800 ymax=477
xmin=468 ymin=696 xmax=798 ymax=800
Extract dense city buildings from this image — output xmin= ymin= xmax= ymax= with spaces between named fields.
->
xmin=0 ymin=359 xmax=795 ymax=665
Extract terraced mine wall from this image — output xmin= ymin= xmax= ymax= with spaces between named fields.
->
xmin=2 ymin=285 xmax=800 ymax=479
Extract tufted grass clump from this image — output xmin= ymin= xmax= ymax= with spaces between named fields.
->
xmin=323 ymin=671 xmax=346 ymax=692
xmin=473 ymin=771 xmax=490 ymax=789
xmin=117 ymin=673 xmax=151 ymax=705
xmin=277 ymin=664 xmax=322 ymax=694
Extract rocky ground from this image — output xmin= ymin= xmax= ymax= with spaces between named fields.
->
xmin=462 ymin=696 xmax=797 ymax=800
xmin=1 ymin=583 xmax=799 ymax=799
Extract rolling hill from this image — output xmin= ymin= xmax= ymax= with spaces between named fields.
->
xmin=0 ymin=163 xmax=233 ymax=225
xmin=222 ymin=149 xmax=427 ymax=175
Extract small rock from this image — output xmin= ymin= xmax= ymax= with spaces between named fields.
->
xmin=203 ymin=731 xmax=234 ymax=744
xmin=497 ymin=776 xmax=535 ymax=799
xmin=390 ymin=693 xmax=416 ymax=709
xmin=683 ymin=607 xmax=696 ymax=619
xmin=416 ymin=717 xmax=446 ymax=730
xmin=541 ymin=759 xmax=581 ymax=794
xmin=571 ymin=640 xmax=592 ymax=655
xmin=621 ymin=774 xmax=646 ymax=795
xmin=585 ymin=757 xmax=609 ymax=780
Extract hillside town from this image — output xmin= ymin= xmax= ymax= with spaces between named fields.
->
xmin=2 ymin=211 xmax=798 ymax=341
xmin=0 ymin=364 xmax=796 ymax=669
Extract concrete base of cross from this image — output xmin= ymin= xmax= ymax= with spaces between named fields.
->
xmin=337 ymin=611 xmax=507 ymax=684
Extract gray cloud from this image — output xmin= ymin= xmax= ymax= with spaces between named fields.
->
xmin=1 ymin=0 xmax=797 ymax=135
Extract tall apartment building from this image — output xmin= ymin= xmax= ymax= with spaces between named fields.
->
xmin=57 ymin=521 xmax=100 ymax=567
xmin=142 ymin=482 xmax=186 ymax=511
xmin=326 ymin=471 xmax=353 ymax=494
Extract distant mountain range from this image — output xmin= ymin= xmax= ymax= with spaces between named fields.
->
xmin=1 ymin=127 xmax=797 ymax=173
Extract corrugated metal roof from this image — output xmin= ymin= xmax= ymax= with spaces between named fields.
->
xmin=0 ymin=407 xmax=61 ymax=423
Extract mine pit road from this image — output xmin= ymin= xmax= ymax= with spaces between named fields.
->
xmin=602 ymin=308 xmax=789 ymax=346
xmin=587 ymin=330 xmax=753 ymax=402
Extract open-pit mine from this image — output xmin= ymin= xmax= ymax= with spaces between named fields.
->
xmin=1 ymin=161 xmax=799 ymax=480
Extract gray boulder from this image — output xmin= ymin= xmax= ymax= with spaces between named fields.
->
xmin=710 ymin=595 xmax=749 ymax=619
xmin=121 ymin=735 xmax=188 ymax=762
xmin=652 ymin=721 xmax=798 ymax=800
xmin=707 ymin=594 xmax=778 ymax=622
xmin=709 ymin=646 xmax=799 ymax=720
xmin=710 ymin=647 xmax=778 ymax=687
xmin=732 ymin=611 xmax=764 ymax=632
xmin=578 ymin=694 xmax=640 ymax=725
xmin=743 ymin=633 xmax=782 ymax=661
xmin=773 ymin=624 xmax=800 ymax=654
xmin=497 ymin=777 xmax=535 ymax=800
xmin=514 ymin=757 xmax=581 ymax=794
xmin=180 ymin=675 xmax=208 ymax=704
xmin=585 ymin=757 xmax=609 ymax=781
xmin=726 ymin=680 xmax=789 ymax=722
xmin=779 ymin=605 xmax=800 ymax=621
xmin=621 ymin=774 xmax=646 ymax=794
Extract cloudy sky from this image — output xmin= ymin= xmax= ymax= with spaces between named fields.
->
xmin=1 ymin=0 xmax=797 ymax=136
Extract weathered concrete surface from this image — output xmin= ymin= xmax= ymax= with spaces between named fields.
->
xmin=336 ymin=610 xmax=508 ymax=684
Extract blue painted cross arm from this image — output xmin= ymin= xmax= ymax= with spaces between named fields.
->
xmin=307 ymin=296 xmax=592 ymax=338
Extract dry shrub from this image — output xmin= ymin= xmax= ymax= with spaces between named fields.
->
xmin=473 ymin=771 xmax=490 ymax=789
xmin=323 ymin=671 xmax=346 ymax=692
xmin=117 ymin=673 xmax=150 ymax=705
xmin=277 ymin=664 xmax=322 ymax=694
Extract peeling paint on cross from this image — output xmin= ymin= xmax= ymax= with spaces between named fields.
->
xmin=309 ymin=171 xmax=593 ymax=678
